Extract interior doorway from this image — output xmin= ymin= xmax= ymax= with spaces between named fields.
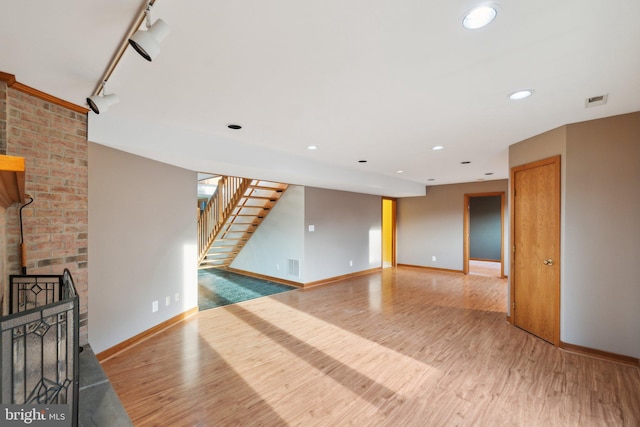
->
xmin=382 ymin=198 xmax=396 ymax=268
xmin=463 ymin=192 xmax=505 ymax=278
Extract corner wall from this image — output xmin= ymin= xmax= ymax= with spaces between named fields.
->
xmin=231 ymin=185 xmax=305 ymax=281
xmin=564 ymin=112 xmax=640 ymax=358
xmin=509 ymin=112 xmax=640 ymax=359
xmin=303 ymin=187 xmax=381 ymax=283
xmin=232 ymin=186 xmax=382 ymax=284
xmin=397 ymin=180 xmax=509 ymax=272
xmin=88 ymin=143 xmax=197 ymax=354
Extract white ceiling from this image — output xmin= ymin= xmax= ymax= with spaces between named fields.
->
xmin=2 ymin=0 xmax=639 ymax=196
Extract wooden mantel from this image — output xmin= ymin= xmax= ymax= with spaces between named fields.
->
xmin=0 ymin=155 xmax=26 ymax=208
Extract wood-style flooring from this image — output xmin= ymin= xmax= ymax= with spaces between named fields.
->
xmin=469 ymin=260 xmax=502 ymax=278
xmin=101 ymin=267 xmax=640 ymax=426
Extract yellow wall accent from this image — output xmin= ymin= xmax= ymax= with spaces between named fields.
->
xmin=382 ymin=199 xmax=393 ymax=268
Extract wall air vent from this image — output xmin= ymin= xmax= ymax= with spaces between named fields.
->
xmin=585 ymin=94 xmax=608 ymax=108
xmin=288 ymin=259 xmax=300 ymax=278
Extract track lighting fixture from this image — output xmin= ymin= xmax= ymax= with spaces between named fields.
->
xmin=128 ymin=3 xmax=170 ymax=62
xmin=86 ymin=82 xmax=119 ymax=114
xmin=87 ymin=1 xmax=165 ymax=114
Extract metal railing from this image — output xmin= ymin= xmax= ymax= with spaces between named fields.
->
xmin=1 ymin=268 xmax=79 ymax=426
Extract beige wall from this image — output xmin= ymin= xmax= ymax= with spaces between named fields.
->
xmin=88 ymin=143 xmax=198 ymax=353
xmin=304 ymin=187 xmax=382 ymax=283
xmin=397 ymin=180 xmax=509 ymax=272
xmin=564 ymin=112 xmax=640 ymax=358
xmin=509 ymin=111 xmax=640 ymax=358
xmin=232 ymin=185 xmax=305 ymax=282
xmin=233 ymin=185 xmax=386 ymax=284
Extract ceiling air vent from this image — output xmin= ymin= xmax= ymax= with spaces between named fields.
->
xmin=585 ymin=94 xmax=608 ymax=108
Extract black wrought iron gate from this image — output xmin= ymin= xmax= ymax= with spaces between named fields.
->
xmin=1 ymin=269 xmax=79 ymax=426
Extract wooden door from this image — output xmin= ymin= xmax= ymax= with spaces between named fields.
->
xmin=511 ymin=155 xmax=560 ymax=345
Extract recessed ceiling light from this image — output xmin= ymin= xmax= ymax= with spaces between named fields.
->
xmin=307 ymin=145 xmax=318 ymax=150
xmin=358 ymin=160 xmax=367 ymax=163
xmin=396 ymin=170 xmax=404 ymax=174
xmin=432 ymin=145 xmax=444 ymax=151
xmin=461 ymin=161 xmax=471 ymax=164
xmin=463 ymin=6 xmax=497 ymax=30
xmin=509 ymin=90 xmax=534 ymax=100
xmin=227 ymin=124 xmax=242 ymax=129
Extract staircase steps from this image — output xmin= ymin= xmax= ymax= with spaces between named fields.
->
xmin=198 ymin=178 xmax=288 ymax=269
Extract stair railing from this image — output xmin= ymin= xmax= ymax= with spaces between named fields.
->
xmin=198 ymin=176 xmax=251 ymax=265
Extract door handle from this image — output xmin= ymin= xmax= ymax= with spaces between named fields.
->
xmin=543 ymin=259 xmax=553 ymax=266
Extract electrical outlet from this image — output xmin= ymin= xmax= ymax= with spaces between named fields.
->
xmin=276 ymin=264 xmax=280 ymax=271
xmin=349 ymin=260 xmax=353 ymax=267
xmin=152 ymin=300 xmax=158 ymax=313
xmin=432 ymin=256 xmax=436 ymax=262
xmin=165 ymin=296 xmax=171 ymax=306
xmin=175 ymin=293 xmax=179 ymax=302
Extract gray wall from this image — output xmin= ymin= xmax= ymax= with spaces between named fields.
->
xmin=564 ymin=112 xmax=640 ymax=358
xmin=231 ymin=185 xmax=305 ymax=281
xmin=397 ymin=180 xmax=508 ymax=272
xmin=303 ymin=187 xmax=382 ymax=283
xmin=233 ymin=186 xmax=382 ymax=284
xmin=469 ymin=196 xmax=502 ymax=261
xmin=88 ymin=143 xmax=198 ymax=354
xmin=509 ymin=112 xmax=640 ymax=359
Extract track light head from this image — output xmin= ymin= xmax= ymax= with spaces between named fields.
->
xmin=86 ymin=88 xmax=119 ymax=114
xmin=129 ymin=18 xmax=170 ymax=62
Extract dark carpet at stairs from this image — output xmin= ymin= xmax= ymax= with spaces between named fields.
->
xmin=198 ymin=268 xmax=296 ymax=311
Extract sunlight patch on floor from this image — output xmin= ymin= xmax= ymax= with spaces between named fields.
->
xmin=196 ymin=295 xmax=442 ymax=423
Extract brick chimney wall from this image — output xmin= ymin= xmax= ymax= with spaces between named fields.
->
xmin=0 ymin=80 xmax=6 ymax=153
xmin=0 ymin=80 xmax=89 ymax=344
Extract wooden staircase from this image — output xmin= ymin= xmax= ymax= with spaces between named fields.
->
xmin=198 ymin=177 xmax=288 ymax=269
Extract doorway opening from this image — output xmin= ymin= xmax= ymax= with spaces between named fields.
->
xmin=382 ymin=198 xmax=396 ymax=268
xmin=463 ymin=192 xmax=505 ymax=278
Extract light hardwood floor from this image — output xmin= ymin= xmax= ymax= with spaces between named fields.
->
xmin=101 ymin=267 xmax=640 ymax=426
xmin=468 ymin=260 xmax=502 ymax=278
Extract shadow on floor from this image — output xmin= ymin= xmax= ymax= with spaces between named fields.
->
xmin=198 ymin=268 xmax=296 ymax=311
